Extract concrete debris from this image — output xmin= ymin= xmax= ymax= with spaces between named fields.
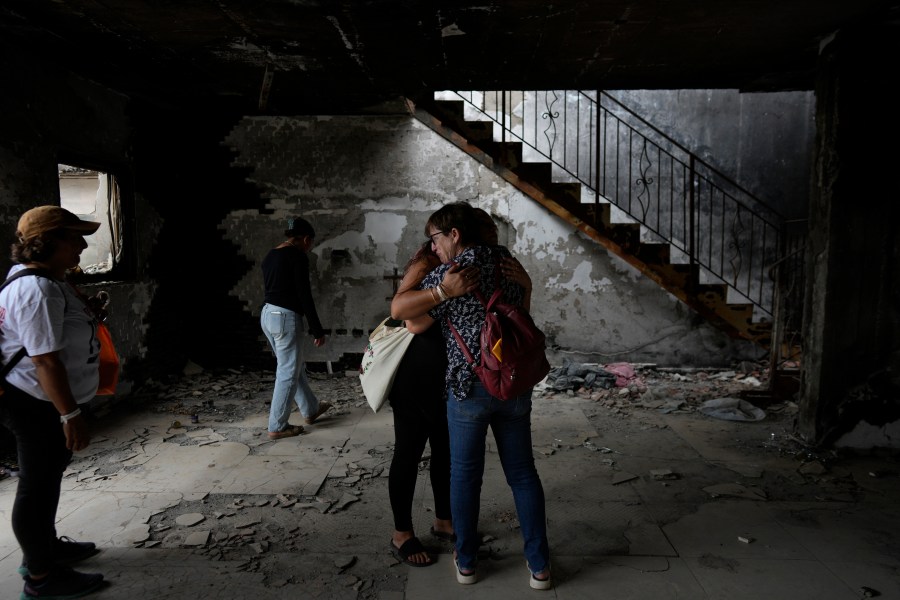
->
xmin=541 ymin=362 xmax=774 ymax=424
xmin=50 ymin=367 xmax=847 ymax=598
xmin=611 ymin=472 xmax=639 ymax=485
xmin=235 ymin=519 xmax=261 ymax=529
xmin=699 ymin=398 xmax=766 ymax=422
xmin=175 ymin=513 xmax=206 ymax=526
xmin=183 ymin=530 xmax=210 ymax=547
xmin=296 ymin=499 xmax=333 ymax=514
xmin=703 ymin=483 xmax=768 ymax=500
xmin=583 ymin=441 xmax=617 ymax=453
xmin=333 ymin=494 xmax=360 ymax=511
xmin=650 ymin=469 xmax=680 ymax=480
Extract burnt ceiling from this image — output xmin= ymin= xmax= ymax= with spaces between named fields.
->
xmin=0 ymin=1 xmax=896 ymax=115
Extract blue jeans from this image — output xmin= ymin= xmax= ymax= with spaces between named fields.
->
xmin=447 ymin=381 xmax=550 ymax=574
xmin=261 ymin=303 xmax=320 ymax=432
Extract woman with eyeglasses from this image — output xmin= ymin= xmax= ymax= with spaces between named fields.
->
xmin=391 ymin=201 xmax=550 ymax=590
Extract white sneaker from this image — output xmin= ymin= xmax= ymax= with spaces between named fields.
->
xmin=528 ymin=563 xmax=552 ymax=590
xmin=455 ymin=557 xmax=477 ymax=585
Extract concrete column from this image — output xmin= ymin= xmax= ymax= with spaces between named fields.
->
xmin=800 ymin=21 xmax=900 ymax=445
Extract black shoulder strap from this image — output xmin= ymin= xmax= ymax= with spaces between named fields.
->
xmin=0 ymin=268 xmax=56 ymax=378
xmin=0 ymin=268 xmax=55 ymax=293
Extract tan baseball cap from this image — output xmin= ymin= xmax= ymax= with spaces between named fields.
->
xmin=17 ymin=206 xmax=101 ymax=241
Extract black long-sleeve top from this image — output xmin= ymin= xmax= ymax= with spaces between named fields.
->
xmin=261 ymin=246 xmax=325 ymax=338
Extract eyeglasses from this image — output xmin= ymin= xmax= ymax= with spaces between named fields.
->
xmin=427 ymin=231 xmax=447 ymax=245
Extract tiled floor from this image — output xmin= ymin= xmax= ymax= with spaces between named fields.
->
xmin=0 ymin=374 xmax=898 ymax=599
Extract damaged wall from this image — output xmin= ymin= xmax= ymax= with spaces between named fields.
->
xmin=221 ymin=115 xmax=761 ymax=368
xmin=801 ymin=24 xmax=900 ymax=449
xmin=0 ymin=51 xmax=154 ymax=394
xmin=611 ymin=90 xmax=815 ymax=219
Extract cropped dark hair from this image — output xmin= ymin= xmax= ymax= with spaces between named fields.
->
xmin=425 ymin=202 xmax=480 ymax=246
xmin=10 ymin=229 xmax=67 ymax=264
xmin=284 ymin=216 xmax=315 ymax=238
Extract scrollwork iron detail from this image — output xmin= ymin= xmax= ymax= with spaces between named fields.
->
xmin=541 ymin=90 xmax=560 ymax=158
xmin=634 ymin=140 xmax=654 ymax=220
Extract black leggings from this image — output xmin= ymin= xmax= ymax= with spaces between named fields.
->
xmin=388 ymin=395 xmax=451 ymax=532
xmin=0 ymin=385 xmax=72 ymax=574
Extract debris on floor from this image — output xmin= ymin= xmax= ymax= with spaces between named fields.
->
xmin=539 ymin=359 xmax=789 ymax=423
xmin=698 ymin=397 xmax=767 ymax=421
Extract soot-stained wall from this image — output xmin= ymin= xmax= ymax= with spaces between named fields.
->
xmin=221 ymin=115 xmax=760 ymax=368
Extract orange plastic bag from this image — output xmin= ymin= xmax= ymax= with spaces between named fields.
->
xmin=96 ymin=323 xmax=120 ymax=395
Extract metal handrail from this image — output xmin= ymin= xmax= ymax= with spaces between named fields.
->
xmin=438 ymin=90 xmax=793 ymax=319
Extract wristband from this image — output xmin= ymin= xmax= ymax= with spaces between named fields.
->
xmin=60 ymin=408 xmax=82 ymax=423
xmin=436 ymin=283 xmax=450 ymax=302
xmin=430 ymin=288 xmax=440 ymax=305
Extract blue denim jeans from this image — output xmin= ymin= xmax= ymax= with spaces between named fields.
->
xmin=261 ymin=303 xmax=320 ymax=432
xmin=447 ymin=381 xmax=550 ymax=574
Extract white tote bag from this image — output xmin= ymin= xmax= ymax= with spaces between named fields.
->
xmin=359 ymin=317 xmax=415 ymax=413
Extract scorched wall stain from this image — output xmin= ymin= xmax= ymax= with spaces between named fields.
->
xmin=221 ymin=115 xmax=759 ymax=367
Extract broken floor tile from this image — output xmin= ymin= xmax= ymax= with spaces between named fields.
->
xmin=235 ymin=519 xmax=261 ymax=529
xmin=650 ymin=469 xmax=680 ymax=480
xmin=175 ymin=513 xmax=206 ymax=526
xmin=612 ymin=472 xmax=640 ymax=485
xmin=183 ymin=530 xmax=210 ymax=547
xmin=703 ymin=483 xmax=768 ymax=500
xmin=333 ymin=494 xmax=360 ymax=511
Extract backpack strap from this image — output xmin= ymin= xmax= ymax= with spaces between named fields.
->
xmin=0 ymin=268 xmax=56 ymax=377
xmin=447 ymin=316 xmax=476 ymax=365
xmin=445 ymin=252 xmax=505 ymax=365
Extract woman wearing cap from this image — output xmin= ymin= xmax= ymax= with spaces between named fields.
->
xmin=260 ymin=216 xmax=331 ymax=440
xmin=0 ymin=205 xmax=106 ymax=598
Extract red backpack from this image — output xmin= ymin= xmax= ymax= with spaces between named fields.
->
xmin=447 ymin=268 xmax=550 ymax=400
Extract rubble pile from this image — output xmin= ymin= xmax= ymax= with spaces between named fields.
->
xmin=539 ymin=357 xmax=797 ymax=419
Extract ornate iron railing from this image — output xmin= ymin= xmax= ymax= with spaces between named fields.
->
xmin=437 ymin=90 xmax=795 ymax=320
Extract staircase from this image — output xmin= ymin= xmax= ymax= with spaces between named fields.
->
xmin=413 ymin=90 xmax=805 ymax=350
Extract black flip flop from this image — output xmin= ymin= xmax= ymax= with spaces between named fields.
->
xmin=390 ymin=537 xmax=434 ymax=567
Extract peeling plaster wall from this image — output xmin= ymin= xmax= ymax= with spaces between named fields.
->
xmin=223 ymin=115 xmax=759 ymax=367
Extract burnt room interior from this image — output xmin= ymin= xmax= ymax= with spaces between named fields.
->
xmin=0 ymin=0 xmax=899 ymax=452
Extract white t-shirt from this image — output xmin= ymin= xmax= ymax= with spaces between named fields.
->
xmin=0 ymin=265 xmax=100 ymax=403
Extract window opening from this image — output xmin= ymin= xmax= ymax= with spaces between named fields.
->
xmin=58 ymin=164 xmax=123 ymax=274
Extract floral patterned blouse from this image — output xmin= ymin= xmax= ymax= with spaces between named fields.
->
xmin=421 ymin=245 xmax=524 ymax=399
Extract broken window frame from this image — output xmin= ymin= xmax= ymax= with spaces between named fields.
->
xmin=57 ymin=159 xmax=134 ymax=282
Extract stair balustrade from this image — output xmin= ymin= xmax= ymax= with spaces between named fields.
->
xmin=437 ymin=90 xmax=799 ymax=322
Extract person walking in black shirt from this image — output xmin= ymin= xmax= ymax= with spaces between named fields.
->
xmin=260 ymin=216 xmax=331 ymax=439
